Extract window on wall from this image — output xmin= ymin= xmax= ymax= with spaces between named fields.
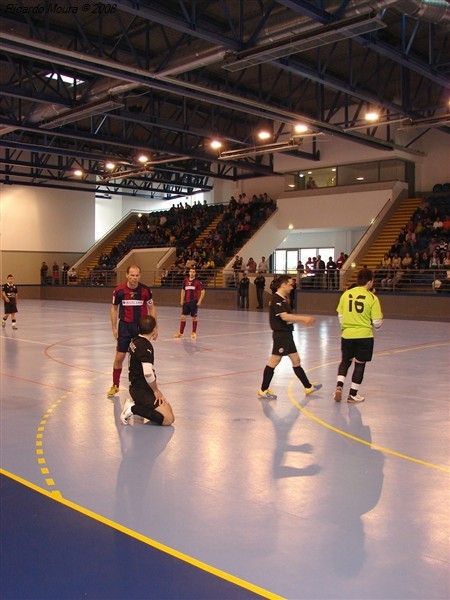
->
xmin=274 ymin=248 xmax=335 ymax=273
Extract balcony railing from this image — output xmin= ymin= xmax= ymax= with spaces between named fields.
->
xmin=43 ymin=267 xmax=450 ymax=294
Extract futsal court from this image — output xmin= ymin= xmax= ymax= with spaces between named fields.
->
xmin=1 ymin=299 xmax=449 ymax=599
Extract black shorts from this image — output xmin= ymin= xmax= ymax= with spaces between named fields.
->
xmin=272 ymin=331 xmax=297 ymax=356
xmin=341 ymin=337 xmax=374 ymax=363
xmin=117 ymin=320 xmax=139 ymax=353
xmin=4 ymin=302 xmax=17 ymax=314
xmin=130 ymin=387 xmax=156 ymax=407
xmin=182 ymin=300 xmax=198 ymax=317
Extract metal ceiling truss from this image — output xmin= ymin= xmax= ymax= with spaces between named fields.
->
xmin=0 ymin=0 xmax=448 ymax=195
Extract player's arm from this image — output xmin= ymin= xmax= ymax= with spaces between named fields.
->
xmin=180 ymin=288 xmax=185 ymax=305
xmin=2 ymin=291 xmax=9 ymax=302
xmin=148 ymin=301 xmax=158 ymax=340
xmin=197 ymin=289 xmax=205 ymax=306
xmin=142 ymin=361 xmax=166 ymax=404
xmin=279 ymin=312 xmax=315 ymax=326
xmin=371 ymin=297 xmax=383 ymax=329
xmin=110 ymin=304 xmax=119 ymax=339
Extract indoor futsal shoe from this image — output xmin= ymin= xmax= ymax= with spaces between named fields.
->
xmin=305 ymin=383 xmax=322 ymax=395
xmin=333 ymin=387 xmax=343 ymax=402
xmin=120 ymin=397 xmax=135 ymax=425
xmin=258 ymin=389 xmax=277 ymax=400
xmin=191 ymin=332 xmax=197 ymax=339
xmin=173 ymin=332 xmax=183 ymax=338
xmin=107 ymin=384 xmax=119 ymax=398
xmin=347 ymin=393 xmax=365 ymax=403
xmin=12 ymin=323 xmax=17 ymax=329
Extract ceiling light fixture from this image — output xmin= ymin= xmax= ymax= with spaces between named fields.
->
xmin=258 ymin=130 xmax=271 ymax=141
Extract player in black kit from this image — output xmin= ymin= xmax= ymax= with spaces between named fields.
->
xmin=120 ymin=315 xmax=174 ymax=426
xmin=258 ymin=275 xmax=322 ymax=399
xmin=2 ymin=274 xmax=19 ymax=330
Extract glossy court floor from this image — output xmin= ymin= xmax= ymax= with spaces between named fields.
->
xmin=1 ymin=299 xmax=449 ymax=600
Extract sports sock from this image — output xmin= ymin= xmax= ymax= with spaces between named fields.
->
xmin=192 ymin=321 xmax=198 ymax=333
xmin=261 ymin=366 xmax=275 ymax=391
xmin=293 ymin=365 xmax=311 ymax=388
xmin=113 ymin=368 xmax=122 ymax=387
xmin=180 ymin=321 xmax=186 ymax=334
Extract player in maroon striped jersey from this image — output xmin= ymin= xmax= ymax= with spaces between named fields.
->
xmin=174 ymin=268 xmax=205 ymax=339
xmin=107 ymin=265 xmax=157 ymax=397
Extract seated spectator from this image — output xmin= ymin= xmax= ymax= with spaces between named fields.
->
xmin=443 ymin=215 xmax=450 ymax=232
xmin=411 ymin=251 xmax=421 ymax=270
xmin=429 ymin=250 xmax=441 ymax=269
xmin=432 ymin=217 xmax=444 ymax=231
xmin=401 ymin=252 xmax=413 ymax=269
xmin=432 ymin=270 xmax=450 ymax=293
xmin=381 ymin=269 xmax=404 ymax=291
xmin=68 ymin=267 xmax=77 ymax=282
xmin=391 ymin=253 xmax=401 ymax=269
xmin=442 ymin=251 xmax=450 ymax=268
xmin=419 ymin=251 xmax=429 ymax=270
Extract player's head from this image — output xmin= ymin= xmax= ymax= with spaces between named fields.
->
xmin=275 ymin=274 xmax=293 ymax=291
xmin=126 ymin=265 xmax=141 ymax=288
xmin=356 ymin=268 xmax=374 ymax=286
xmin=189 ymin=268 xmax=196 ymax=279
xmin=6 ymin=274 xmax=13 ymax=282
xmin=138 ymin=315 xmax=156 ymax=335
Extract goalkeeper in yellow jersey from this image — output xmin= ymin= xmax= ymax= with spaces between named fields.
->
xmin=334 ymin=268 xmax=383 ymax=403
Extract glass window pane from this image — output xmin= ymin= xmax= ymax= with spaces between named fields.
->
xmin=274 ymin=250 xmax=286 ymax=273
xmin=286 ymin=250 xmax=298 ymax=273
xmin=319 ymin=248 xmax=335 ymax=261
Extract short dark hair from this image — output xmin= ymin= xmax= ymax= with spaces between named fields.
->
xmin=356 ymin=268 xmax=374 ymax=286
xmin=273 ymin=274 xmax=291 ymax=290
xmin=7 ymin=274 xmax=13 ymax=278
xmin=138 ymin=315 xmax=156 ymax=335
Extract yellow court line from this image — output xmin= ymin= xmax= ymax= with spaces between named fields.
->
xmin=287 ymin=384 xmax=450 ymax=473
xmin=0 ymin=468 xmax=284 ymax=600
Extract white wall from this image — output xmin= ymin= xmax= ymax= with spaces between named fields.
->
xmin=0 ymin=184 xmax=95 ymax=251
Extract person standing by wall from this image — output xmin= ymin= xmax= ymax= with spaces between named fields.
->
xmin=108 ymin=265 xmax=157 ymax=397
xmin=2 ymin=274 xmax=19 ymax=330
xmin=334 ymin=268 xmax=383 ymax=403
xmin=258 ymin=275 xmax=322 ymax=399
xmin=174 ymin=268 xmax=205 ymax=339
xmin=40 ymin=262 xmax=49 ymax=285
xmin=238 ymin=272 xmax=250 ymax=309
xmin=258 ymin=256 xmax=269 ymax=273
xmin=254 ymin=271 xmax=266 ymax=309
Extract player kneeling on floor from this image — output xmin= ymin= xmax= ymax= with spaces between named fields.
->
xmin=121 ymin=315 xmax=174 ymax=426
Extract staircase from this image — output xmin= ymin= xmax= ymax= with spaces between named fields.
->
xmin=154 ymin=213 xmax=225 ymax=287
xmin=79 ymin=219 xmax=137 ymax=281
xmin=347 ymin=196 xmax=423 ymax=284
xmin=197 ymin=214 xmax=224 ymax=287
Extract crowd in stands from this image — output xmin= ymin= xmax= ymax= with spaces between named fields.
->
xmin=161 ymin=193 xmax=276 ymax=286
xmin=374 ymin=190 xmax=450 ymax=292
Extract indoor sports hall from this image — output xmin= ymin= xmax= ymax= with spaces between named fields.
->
xmin=1 ymin=300 xmax=448 ymax=599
